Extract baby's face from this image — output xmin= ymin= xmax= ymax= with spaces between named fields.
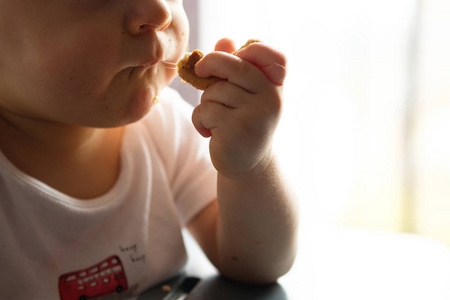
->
xmin=0 ymin=0 xmax=189 ymax=127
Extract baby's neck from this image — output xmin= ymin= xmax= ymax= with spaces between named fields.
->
xmin=0 ymin=111 xmax=124 ymax=199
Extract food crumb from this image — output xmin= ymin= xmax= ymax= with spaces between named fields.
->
xmin=161 ymin=285 xmax=171 ymax=292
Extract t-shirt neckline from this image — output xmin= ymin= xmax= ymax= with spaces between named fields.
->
xmin=0 ymin=126 xmax=136 ymax=209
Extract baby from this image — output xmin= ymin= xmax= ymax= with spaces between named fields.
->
xmin=0 ymin=0 xmax=298 ymax=298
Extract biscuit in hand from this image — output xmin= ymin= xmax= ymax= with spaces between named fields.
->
xmin=176 ymin=39 xmax=260 ymax=90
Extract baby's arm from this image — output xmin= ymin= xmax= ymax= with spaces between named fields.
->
xmin=187 ymin=39 xmax=298 ymax=284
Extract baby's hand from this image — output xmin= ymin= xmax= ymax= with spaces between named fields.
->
xmin=192 ymin=38 xmax=287 ymax=178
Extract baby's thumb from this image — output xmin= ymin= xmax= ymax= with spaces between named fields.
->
xmin=214 ymin=38 xmax=236 ymax=54
xmin=235 ymin=43 xmax=287 ymax=86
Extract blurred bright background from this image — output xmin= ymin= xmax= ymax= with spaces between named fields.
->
xmin=174 ymin=0 xmax=450 ymax=247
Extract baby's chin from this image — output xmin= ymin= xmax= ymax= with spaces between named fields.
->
xmin=92 ymin=70 xmax=168 ymax=128
xmin=123 ymin=86 xmax=159 ymax=124
xmin=74 ymin=90 xmax=157 ymax=129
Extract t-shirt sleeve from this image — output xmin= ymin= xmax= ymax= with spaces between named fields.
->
xmin=146 ymin=88 xmax=217 ymax=226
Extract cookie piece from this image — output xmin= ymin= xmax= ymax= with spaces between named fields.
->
xmin=177 ymin=50 xmax=224 ymax=90
xmin=177 ymin=39 xmax=260 ymax=90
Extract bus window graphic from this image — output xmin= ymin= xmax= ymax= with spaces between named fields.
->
xmin=58 ymin=255 xmax=128 ymax=300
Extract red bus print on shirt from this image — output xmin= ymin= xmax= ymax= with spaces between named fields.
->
xmin=58 ymin=255 xmax=128 ymax=300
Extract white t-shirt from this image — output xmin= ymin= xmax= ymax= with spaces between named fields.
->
xmin=0 ymin=88 xmax=217 ymax=299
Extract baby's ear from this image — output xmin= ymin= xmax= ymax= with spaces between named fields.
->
xmin=214 ymin=38 xmax=236 ymax=54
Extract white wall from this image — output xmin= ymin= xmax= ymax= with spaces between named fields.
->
xmin=197 ymin=0 xmax=450 ymax=246
xmin=414 ymin=0 xmax=450 ymax=246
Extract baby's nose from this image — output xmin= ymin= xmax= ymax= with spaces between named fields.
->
xmin=125 ymin=0 xmax=172 ymax=35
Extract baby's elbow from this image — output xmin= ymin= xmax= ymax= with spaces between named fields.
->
xmin=242 ymin=269 xmax=290 ymax=286
xmin=218 ymin=253 xmax=297 ymax=286
xmin=258 ymin=256 xmax=297 ymax=285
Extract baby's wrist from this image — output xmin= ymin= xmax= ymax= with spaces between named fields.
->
xmin=217 ymin=149 xmax=275 ymax=183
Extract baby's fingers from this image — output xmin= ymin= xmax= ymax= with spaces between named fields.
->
xmin=195 ymin=52 xmax=268 ymax=94
xmin=234 ymin=43 xmax=287 ymax=86
xmin=192 ymin=100 xmax=231 ymax=138
xmin=214 ymin=38 xmax=236 ymax=53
